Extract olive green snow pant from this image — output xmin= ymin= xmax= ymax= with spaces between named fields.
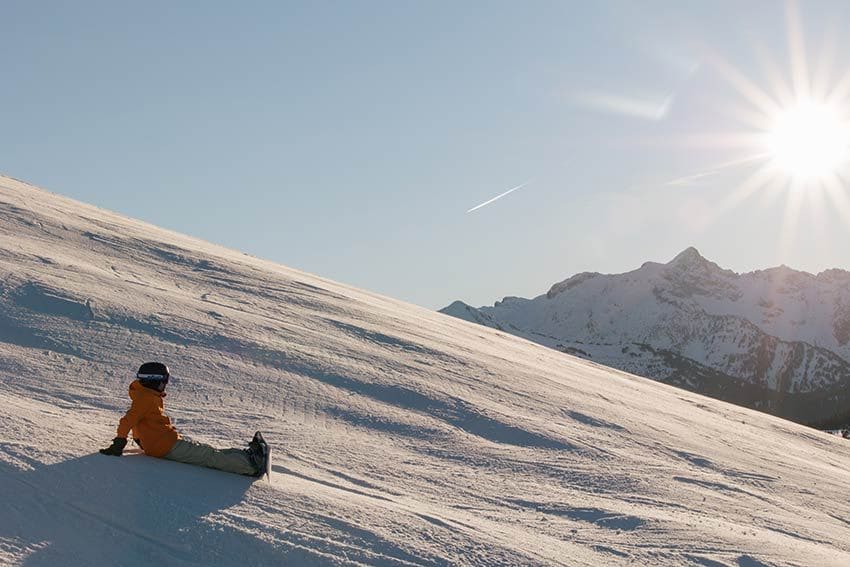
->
xmin=163 ymin=439 xmax=256 ymax=476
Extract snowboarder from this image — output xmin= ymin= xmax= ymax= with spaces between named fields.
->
xmin=99 ymin=362 xmax=270 ymax=478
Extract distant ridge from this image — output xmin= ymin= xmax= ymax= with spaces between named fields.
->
xmin=442 ymin=248 xmax=850 ymax=427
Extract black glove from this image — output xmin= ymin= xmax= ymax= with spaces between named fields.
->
xmin=100 ymin=437 xmax=127 ymax=456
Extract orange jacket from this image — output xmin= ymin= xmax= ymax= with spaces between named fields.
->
xmin=116 ymin=380 xmax=180 ymax=457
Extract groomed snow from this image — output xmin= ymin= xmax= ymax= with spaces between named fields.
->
xmin=1 ymin=175 xmax=850 ymax=566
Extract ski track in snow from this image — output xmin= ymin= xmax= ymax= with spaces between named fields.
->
xmin=1 ymin=176 xmax=850 ymax=566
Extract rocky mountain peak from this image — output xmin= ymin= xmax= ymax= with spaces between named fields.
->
xmin=667 ymin=247 xmax=710 ymax=269
xmin=662 ymin=247 xmax=735 ymax=290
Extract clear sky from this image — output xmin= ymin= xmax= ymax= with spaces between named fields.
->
xmin=3 ymin=1 xmax=850 ymax=309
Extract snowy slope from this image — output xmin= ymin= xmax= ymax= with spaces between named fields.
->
xmin=441 ymin=248 xmax=850 ymax=426
xmin=2 ymin=175 xmax=850 ymax=566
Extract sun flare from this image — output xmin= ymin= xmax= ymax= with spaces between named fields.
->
xmin=767 ymin=101 xmax=850 ymax=179
xmin=667 ymin=0 xmax=850 ymax=249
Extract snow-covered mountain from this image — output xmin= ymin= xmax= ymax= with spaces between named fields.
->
xmin=442 ymin=248 xmax=850 ymax=426
xmin=3 ymin=175 xmax=850 ymax=566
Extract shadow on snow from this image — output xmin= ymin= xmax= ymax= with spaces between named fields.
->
xmin=1 ymin=454 xmax=311 ymax=566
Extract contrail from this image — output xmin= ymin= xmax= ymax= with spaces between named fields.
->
xmin=664 ymin=154 xmax=771 ymax=187
xmin=466 ymin=181 xmax=531 ymax=213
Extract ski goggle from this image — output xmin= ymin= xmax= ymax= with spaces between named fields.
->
xmin=136 ymin=373 xmax=169 ymax=382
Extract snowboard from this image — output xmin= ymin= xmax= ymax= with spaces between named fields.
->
xmin=252 ymin=431 xmax=272 ymax=480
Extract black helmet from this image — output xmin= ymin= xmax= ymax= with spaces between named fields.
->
xmin=137 ymin=362 xmax=170 ymax=391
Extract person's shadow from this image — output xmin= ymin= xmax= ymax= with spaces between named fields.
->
xmin=0 ymin=452 xmax=297 ymax=566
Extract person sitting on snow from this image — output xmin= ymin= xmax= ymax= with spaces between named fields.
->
xmin=99 ymin=362 xmax=269 ymax=477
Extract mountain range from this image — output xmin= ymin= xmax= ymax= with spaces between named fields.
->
xmin=441 ymin=247 xmax=850 ymax=427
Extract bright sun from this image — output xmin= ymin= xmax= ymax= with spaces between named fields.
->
xmin=655 ymin=2 xmax=850 ymax=253
xmin=767 ymin=101 xmax=850 ymax=179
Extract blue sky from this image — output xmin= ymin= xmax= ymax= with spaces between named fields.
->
xmin=3 ymin=1 xmax=850 ymax=308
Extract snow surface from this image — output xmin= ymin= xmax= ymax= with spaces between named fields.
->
xmin=2 ymin=175 xmax=850 ymax=566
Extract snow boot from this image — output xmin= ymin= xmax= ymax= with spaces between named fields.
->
xmin=247 ymin=431 xmax=270 ymax=478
